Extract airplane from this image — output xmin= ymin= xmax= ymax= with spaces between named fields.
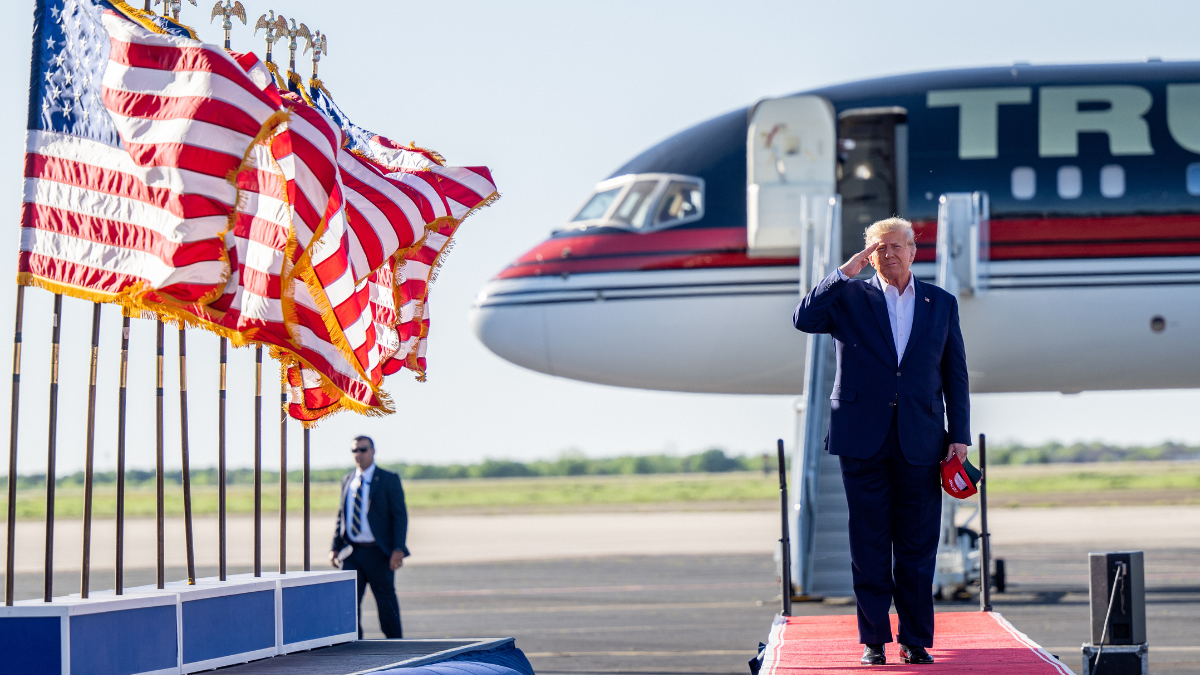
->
xmin=471 ymin=61 xmax=1200 ymax=398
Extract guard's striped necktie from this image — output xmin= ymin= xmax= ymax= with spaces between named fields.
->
xmin=349 ymin=477 xmax=366 ymax=538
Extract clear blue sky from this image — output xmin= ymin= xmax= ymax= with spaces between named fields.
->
xmin=2 ymin=0 xmax=1198 ymax=475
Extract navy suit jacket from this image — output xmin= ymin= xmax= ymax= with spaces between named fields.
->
xmin=332 ymin=466 xmax=410 ymax=556
xmin=793 ymin=270 xmax=970 ymax=466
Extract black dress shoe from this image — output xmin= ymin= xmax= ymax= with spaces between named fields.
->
xmin=860 ymin=644 xmax=886 ymax=665
xmin=899 ymin=644 xmax=934 ymax=664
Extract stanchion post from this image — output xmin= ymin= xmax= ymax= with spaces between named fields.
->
xmin=156 ymin=319 xmax=165 ymax=589
xmin=115 ymin=315 xmax=129 ymax=594
xmin=4 ymin=286 xmax=24 ymax=606
xmin=254 ymin=345 xmax=262 ymax=577
xmin=776 ymin=438 xmax=792 ymax=617
xmin=43 ymin=293 xmax=62 ymax=603
xmin=979 ymin=433 xmax=992 ymax=612
xmin=80 ymin=303 xmax=101 ymax=598
xmin=179 ymin=328 xmax=195 ymax=585
xmin=303 ymin=427 xmax=310 ymax=571
xmin=218 ymin=337 xmax=227 ymax=581
xmin=279 ymin=371 xmax=287 ymax=574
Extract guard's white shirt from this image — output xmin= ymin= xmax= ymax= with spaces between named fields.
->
xmin=835 ymin=269 xmax=916 ymax=362
xmin=344 ymin=463 xmax=376 ymax=543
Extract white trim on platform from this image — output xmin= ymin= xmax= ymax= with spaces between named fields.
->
xmin=182 ymin=645 xmax=278 ymax=674
xmin=274 ymin=577 xmax=284 ymax=653
xmin=759 ymin=614 xmax=787 ymax=675
xmin=281 ymin=631 xmax=360 ymax=655
xmin=136 ymin=666 xmax=181 ymax=675
xmin=989 ymin=611 xmax=1075 ymax=675
xmin=277 ymin=570 xmax=358 ymax=587
xmin=60 ymin=614 xmax=70 ymax=675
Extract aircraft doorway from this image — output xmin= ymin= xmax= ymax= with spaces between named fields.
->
xmin=837 ymin=108 xmax=907 ymax=263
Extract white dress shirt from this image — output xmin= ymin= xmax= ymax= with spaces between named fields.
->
xmin=879 ymin=273 xmax=916 ymax=362
xmin=835 ymin=269 xmax=917 ymax=362
xmin=344 ymin=463 xmax=376 ymax=543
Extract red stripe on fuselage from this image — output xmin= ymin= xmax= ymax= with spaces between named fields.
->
xmin=497 ymin=214 xmax=1200 ymax=278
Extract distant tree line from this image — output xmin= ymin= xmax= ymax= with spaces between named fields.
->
xmin=2 ymin=442 xmax=1197 ymax=489
xmin=0 ymin=448 xmax=759 ymax=489
xmin=986 ymin=441 xmax=1200 ymax=465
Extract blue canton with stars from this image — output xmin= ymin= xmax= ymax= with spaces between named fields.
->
xmin=28 ymin=0 xmax=198 ymax=148
xmin=309 ymin=84 xmax=378 ymax=158
xmin=29 ymin=0 xmax=121 ymax=147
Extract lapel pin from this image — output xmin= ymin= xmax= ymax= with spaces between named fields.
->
xmin=925 ymin=297 xmax=930 ymax=302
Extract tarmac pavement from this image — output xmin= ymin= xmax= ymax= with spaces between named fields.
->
xmin=2 ymin=505 xmax=1197 ymax=674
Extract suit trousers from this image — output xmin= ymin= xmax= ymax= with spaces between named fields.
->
xmin=838 ymin=410 xmax=941 ymax=647
xmin=344 ymin=543 xmax=403 ymax=638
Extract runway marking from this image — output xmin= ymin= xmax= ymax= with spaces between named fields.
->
xmin=404 ymin=601 xmax=763 ymax=616
xmin=466 ymin=622 xmax=755 ymax=636
xmin=1047 ymin=646 xmax=1200 ymax=653
xmin=396 ymin=581 xmax=776 ymax=598
xmin=525 ymin=650 xmax=751 ymax=657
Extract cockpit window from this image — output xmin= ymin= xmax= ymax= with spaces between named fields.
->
xmin=654 ymin=181 xmax=703 ymax=226
xmin=573 ymin=187 xmax=622 ymax=221
xmin=609 ymin=180 xmax=659 ymax=229
xmin=561 ymin=174 xmax=705 ymax=233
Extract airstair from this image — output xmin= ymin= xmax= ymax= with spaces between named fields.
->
xmin=789 ymin=194 xmax=853 ymax=598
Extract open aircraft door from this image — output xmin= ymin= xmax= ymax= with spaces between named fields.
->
xmin=748 ymin=96 xmax=852 ymax=599
xmin=746 ymin=95 xmax=837 ymax=259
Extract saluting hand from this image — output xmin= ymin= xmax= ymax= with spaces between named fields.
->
xmin=838 ymin=242 xmax=880 ymax=279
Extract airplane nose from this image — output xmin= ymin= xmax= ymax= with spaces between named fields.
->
xmin=470 ymin=278 xmax=555 ymax=377
xmin=470 ymin=264 xmax=808 ymax=394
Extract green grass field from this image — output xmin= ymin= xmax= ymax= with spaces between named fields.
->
xmin=4 ymin=461 xmax=1198 ymax=518
xmin=3 ymin=471 xmax=782 ymax=519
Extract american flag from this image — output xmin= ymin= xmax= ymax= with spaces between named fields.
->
xmin=22 ymin=0 xmax=498 ymax=424
xmin=22 ymin=0 xmax=282 ymax=309
xmin=283 ymin=82 xmax=498 ymax=422
xmin=307 ymin=82 xmax=498 ymax=379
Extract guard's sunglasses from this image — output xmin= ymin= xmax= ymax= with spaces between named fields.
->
xmin=351 ymin=446 xmax=371 ymax=453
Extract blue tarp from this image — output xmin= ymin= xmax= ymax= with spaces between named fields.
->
xmin=373 ymin=643 xmax=535 ymax=675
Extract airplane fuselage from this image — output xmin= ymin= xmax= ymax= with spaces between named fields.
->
xmin=473 ymin=62 xmax=1200 ymax=395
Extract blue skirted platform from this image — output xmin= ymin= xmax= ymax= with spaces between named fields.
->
xmin=0 ymin=568 xmax=535 ymax=674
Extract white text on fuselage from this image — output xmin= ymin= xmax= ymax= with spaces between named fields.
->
xmin=927 ymin=85 xmax=1200 ymax=159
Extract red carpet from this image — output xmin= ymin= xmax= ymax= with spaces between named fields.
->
xmin=760 ymin=612 xmax=1073 ymax=674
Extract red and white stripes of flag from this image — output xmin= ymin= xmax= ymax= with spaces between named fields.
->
xmin=19 ymin=4 xmax=497 ymax=424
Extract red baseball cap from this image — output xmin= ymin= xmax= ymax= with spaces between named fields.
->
xmin=941 ymin=455 xmax=981 ymax=499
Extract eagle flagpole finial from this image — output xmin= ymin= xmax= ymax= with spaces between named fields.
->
xmin=210 ymin=1 xmax=246 ymax=50
xmin=254 ymin=10 xmax=287 ymax=65
xmin=155 ymin=0 xmax=197 ymax=22
xmin=283 ymin=19 xmax=311 ymax=74
xmin=304 ymin=30 xmax=327 ymax=82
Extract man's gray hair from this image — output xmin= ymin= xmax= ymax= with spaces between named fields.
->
xmin=864 ymin=217 xmax=915 ymax=247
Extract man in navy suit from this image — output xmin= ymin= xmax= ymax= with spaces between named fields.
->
xmin=793 ymin=217 xmax=970 ymax=666
xmin=331 ymin=435 xmax=410 ymax=638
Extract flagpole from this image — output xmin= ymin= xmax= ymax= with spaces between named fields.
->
xmin=4 ymin=286 xmax=24 ymax=606
xmin=178 ymin=328 xmax=196 ymax=585
xmin=303 ymin=427 xmax=310 ymax=571
xmin=80 ymin=303 xmax=101 ymax=598
xmin=115 ymin=315 xmax=129 ymax=595
xmin=218 ymin=337 xmax=227 ymax=581
xmin=43 ymin=293 xmax=62 ymax=603
xmin=156 ymin=319 xmax=165 ymax=590
xmin=254 ymin=345 xmax=262 ymax=577
xmin=279 ymin=369 xmax=287 ymax=574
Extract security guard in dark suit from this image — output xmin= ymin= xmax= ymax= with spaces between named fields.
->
xmin=331 ymin=435 xmax=410 ymax=638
